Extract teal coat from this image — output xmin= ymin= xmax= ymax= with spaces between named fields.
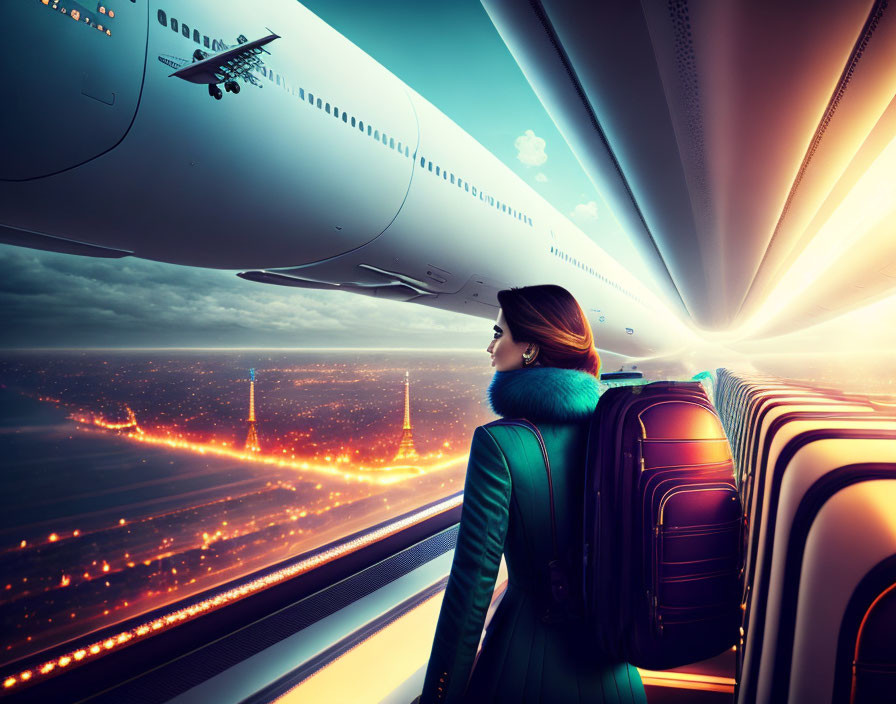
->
xmin=420 ymin=367 xmax=646 ymax=703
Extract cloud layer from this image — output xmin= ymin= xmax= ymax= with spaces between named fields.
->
xmin=0 ymin=246 xmax=486 ymax=349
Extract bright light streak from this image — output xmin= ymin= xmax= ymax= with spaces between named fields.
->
xmin=0 ymin=495 xmax=462 ymax=693
xmin=738 ymin=132 xmax=896 ymax=337
xmin=72 ymin=413 xmax=467 ymax=485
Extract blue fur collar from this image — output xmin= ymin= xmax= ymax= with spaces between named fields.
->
xmin=487 ymin=367 xmax=601 ymax=422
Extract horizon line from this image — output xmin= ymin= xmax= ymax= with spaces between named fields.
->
xmin=0 ymin=346 xmax=487 ymax=352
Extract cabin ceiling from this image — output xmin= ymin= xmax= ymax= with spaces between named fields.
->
xmin=482 ymin=0 xmax=896 ymax=335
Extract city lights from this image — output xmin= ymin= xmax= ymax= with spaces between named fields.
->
xmin=0 ymin=351 xmax=492 ymax=693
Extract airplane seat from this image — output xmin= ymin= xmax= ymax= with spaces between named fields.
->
xmin=739 ymin=415 xmax=894 ymax=701
xmin=840 ymin=571 xmax=896 ymax=703
xmin=713 ymin=371 xmax=896 ymax=704
xmin=780 ymin=479 xmax=896 ymax=703
xmin=747 ymin=437 xmax=896 ymax=703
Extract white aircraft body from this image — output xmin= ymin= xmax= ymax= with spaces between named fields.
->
xmin=0 ymin=0 xmax=693 ymax=358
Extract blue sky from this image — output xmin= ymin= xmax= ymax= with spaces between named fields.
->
xmin=0 ymin=0 xmax=650 ymax=349
xmin=300 ymin=0 xmax=649 ymax=271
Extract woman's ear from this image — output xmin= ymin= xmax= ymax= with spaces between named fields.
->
xmin=522 ymin=343 xmax=539 ymax=366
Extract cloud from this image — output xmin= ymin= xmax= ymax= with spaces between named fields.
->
xmin=534 ymin=172 xmax=548 ymax=183
xmin=514 ymin=130 xmax=547 ymax=167
xmin=0 ymin=245 xmax=487 ymax=349
xmin=570 ymin=201 xmax=599 ymax=221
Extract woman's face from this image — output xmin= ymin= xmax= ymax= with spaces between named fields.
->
xmin=487 ymin=309 xmax=534 ymax=371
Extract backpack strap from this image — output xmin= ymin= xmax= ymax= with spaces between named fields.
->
xmin=485 ymin=418 xmax=570 ymax=614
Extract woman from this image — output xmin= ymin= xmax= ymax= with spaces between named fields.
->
xmin=420 ymin=285 xmax=646 ymax=703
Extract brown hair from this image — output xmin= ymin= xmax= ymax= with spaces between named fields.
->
xmin=496 ymin=285 xmax=601 ymax=376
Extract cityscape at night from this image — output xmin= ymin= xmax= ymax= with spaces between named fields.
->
xmin=0 ymin=350 xmax=496 ymax=672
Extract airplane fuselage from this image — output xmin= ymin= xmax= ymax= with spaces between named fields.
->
xmin=0 ymin=0 xmax=693 ymax=357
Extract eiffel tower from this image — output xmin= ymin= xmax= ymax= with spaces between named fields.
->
xmin=393 ymin=371 xmax=419 ymax=461
xmin=245 ymin=368 xmax=261 ymax=453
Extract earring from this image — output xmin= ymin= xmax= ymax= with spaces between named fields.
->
xmin=522 ymin=348 xmax=535 ymax=366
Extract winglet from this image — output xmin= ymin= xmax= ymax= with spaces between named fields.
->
xmin=260 ymin=27 xmax=280 ymax=53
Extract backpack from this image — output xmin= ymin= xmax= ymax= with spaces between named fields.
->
xmin=489 ymin=381 xmax=741 ymax=670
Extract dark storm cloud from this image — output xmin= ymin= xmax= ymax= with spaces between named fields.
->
xmin=0 ymin=245 xmax=485 ymax=348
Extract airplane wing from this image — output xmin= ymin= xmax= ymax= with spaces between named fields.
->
xmin=170 ymin=33 xmax=280 ymax=86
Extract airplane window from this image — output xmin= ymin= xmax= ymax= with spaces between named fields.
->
xmin=502 ymin=204 xmax=506 ymax=212
xmin=170 ymin=18 xmax=178 ymax=32
xmin=435 ymin=166 xmax=439 ymax=176
xmin=317 ymin=98 xmax=322 ymax=109
xmin=343 ymin=113 xmax=348 ymax=124
xmin=405 ymin=146 xmax=410 ymax=157
xmin=389 ymin=138 xmax=395 ymax=149
xmin=465 ymin=183 xmax=469 ymax=192
xmin=358 ymin=120 xmax=364 ymax=131
xmin=204 ymin=35 xmax=210 ymax=48
xmin=193 ymin=29 xmax=200 ymax=43
xmin=450 ymin=174 xmax=455 ymax=184
xmin=276 ymin=74 xmax=281 ymax=86
xmin=381 ymin=133 xmax=387 ymax=145
xmin=397 ymin=141 xmax=402 ymax=152
xmin=0 ymin=351 xmax=492 ymax=679
xmin=299 ymin=88 xmax=305 ymax=99
xmin=334 ymin=107 xmax=339 ymax=118
xmin=325 ymin=103 xmax=331 ymax=114
xmin=351 ymin=116 xmax=356 ymax=127
xmin=368 ymin=125 xmax=373 ymax=136
xmin=182 ymin=24 xmax=190 ymax=38
xmin=458 ymin=178 xmax=463 ymax=188
xmin=157 ymin=9 xmax=166 ymax=25
xmin=420 ymin=156 xmax=426 ymax=167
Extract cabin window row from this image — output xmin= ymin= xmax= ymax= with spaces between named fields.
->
xmin=296 ymin=82 xmax=534 ymax=228
xmin=159 ymin=9 xmax=534 ymax=229
xmin=297 ymin=87 xmax=413 ymax=158
xmin=417 ymin=157 xmax=533 ymax=226
xmin=295 ymin=82 xmax=534 ymax=228
xmin=158 ymin=10 xmax=219 ymax=50
xmin=549 ymin=246 xmax=641 ymax=303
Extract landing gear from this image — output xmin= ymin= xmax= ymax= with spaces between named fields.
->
xmin=208 ymin=84 xmax=223 ymax=100
xmin=224 ymin=80 xmax=240 ymax=94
